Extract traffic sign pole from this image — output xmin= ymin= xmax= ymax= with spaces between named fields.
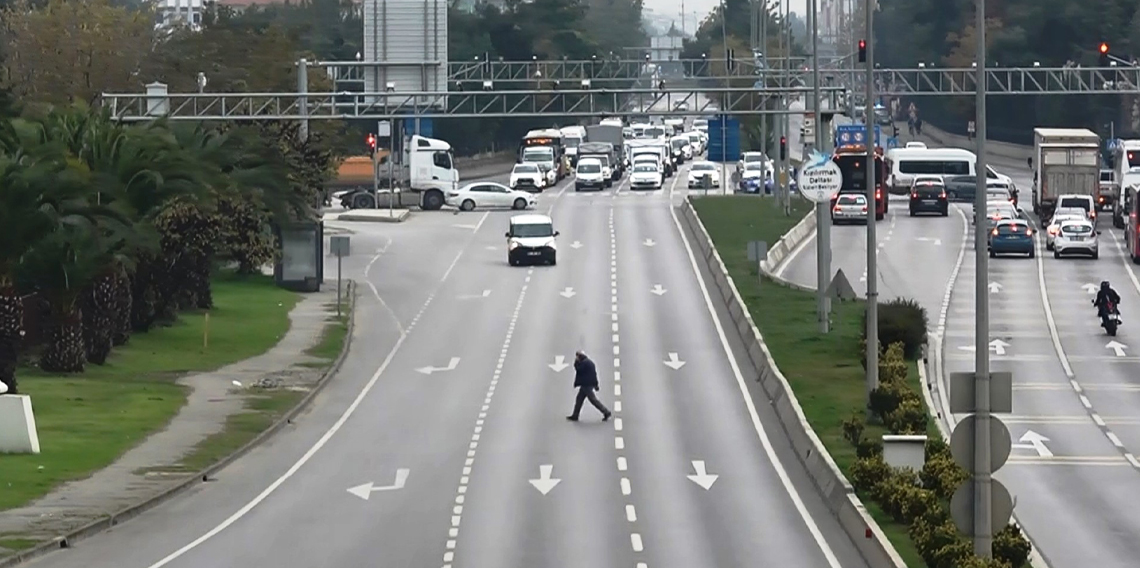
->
xmin=810 ymin=0 xmax=830 ymax=334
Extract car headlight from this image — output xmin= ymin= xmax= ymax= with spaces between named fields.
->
xmin=509 ymin=241 xmax=520 ymax=250
xmin=547 ymin=239 xmax=557 ymax=250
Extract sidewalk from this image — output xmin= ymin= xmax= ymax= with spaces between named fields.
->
xmin=0 ymin=285 xmax=344 ymax=551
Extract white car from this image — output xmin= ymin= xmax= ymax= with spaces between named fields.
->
xmin=740 ymin=162 xmax=766 ymax=183
xmin=1045 ymin=207 xmax=1090 ymax=250
xmin=574 ymin=158 xmax=608 ymax=191
xmin=1056 ymin=194 xmax=1098 ymax=222
xmin=688 ymin=161 xmax=721 ymax=189
xmin=509 ymin=163 xmax=546 ymax=191
xmin=670 ymin=136 xmax=693 ymax=161
xmin=629 ymin=162 xmax=663 ymax=190
xmin=447 ymin=182 xmax=536 ymax=211
xmin=685 ymin=132 xmax=704 ymax=154
xmin=905 ymin=141 xmax=927 ymax=149
xmin=1053 ymin=219 xmax=1099 ymax=258
xmin=737 ymin=151 xmax=766 ymax=174
xmin=506 ymin=214 xmax=558 ymax=266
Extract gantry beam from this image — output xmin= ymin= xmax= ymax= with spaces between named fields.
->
xmin=770 ymin=66 xmax=1140 ymax=95
xmin=100 ymin=86 xmax=847 ymax=121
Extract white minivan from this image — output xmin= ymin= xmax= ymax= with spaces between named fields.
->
xmin=887 ymin=148 xmax=1015 ymax=194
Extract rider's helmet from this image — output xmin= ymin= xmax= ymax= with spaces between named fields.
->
xmin=1101 ymin=280 xmax=1111 ymax=290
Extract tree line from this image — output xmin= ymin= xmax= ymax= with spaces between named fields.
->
xmin=874 ymin=0 xmax=1140 ymax=143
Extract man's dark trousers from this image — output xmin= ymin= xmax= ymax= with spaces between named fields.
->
xmin=571 ymin=386 xmax=609 ymax=419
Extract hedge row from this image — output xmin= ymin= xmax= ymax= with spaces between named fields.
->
xmin=843 ymin=341 xmax=1033 ymax=568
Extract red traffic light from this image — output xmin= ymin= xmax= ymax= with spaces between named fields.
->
xmin=1100 ymin=42 xmax=1109 ymax=54
xmin=859 ymin=39 xmax=866 ymax=50
xmin=366 ymin=134 xmax=377 ymax=148
xmin=780 ymin=136 xmax=787 ymax=145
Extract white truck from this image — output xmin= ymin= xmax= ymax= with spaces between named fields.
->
xmin=1030 ymin=128 xmax=1101 ymax=219
xmin=560 ymin=125 xmax=587 ymax=167
xmin=1112 ymin=140 xmax=1140 ymax=228
xmin=337 ymin=134 xmax=460 ymax=211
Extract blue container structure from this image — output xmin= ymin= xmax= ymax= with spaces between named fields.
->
xmin=403 ymin=117 xmax=434 ymax=138
xmin=707 ymin=116 xmax=741 ymax=163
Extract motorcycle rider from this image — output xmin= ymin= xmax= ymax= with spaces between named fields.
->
xmin=1093 ymin=280 xmax=1122 ymax=327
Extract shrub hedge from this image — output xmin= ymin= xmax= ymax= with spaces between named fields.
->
xmin=846 ymin=342 xmax=1032 ymax=568
xmin=861 ymin=297 xmax=930 ymax=364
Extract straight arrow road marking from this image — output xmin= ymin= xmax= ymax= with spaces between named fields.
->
xmin=650 ymin=284 xmax=667 ymax=296
xmin=1082 ymin=283 xmax=1099 ymax=294
xmin=415 ymin=357 xmax=461 ymax=375
xmin=548 ymin=356 xmax=570 ymax=372
xmin=559 ymin=287 xmax=576 ymax=298
xmin=458 ymin=290 xmax=491 ymax=299
xmin=528 ymin=464 xmax=561 ymax=495
xmin=643 ymin=239 xmax=656 ymax=247
xmin=569 ymin=241 xmax=583 ymax=249
xmin=663 ymin=352 xmax=686 ymax=370
xmin=956 ymin=339 xmax=1010 ymax=355
xmin=1106 ymin=340 xmax=1128 ymax=357
xmin=347 ymin=469 xmax=410 ymax=500
xmin=1012 ymin=430 xmax=1053 ymax=457
xmin=686 ymin=460 xmax=719 ymax=490
xmin=988 ymin=282 xmax=1002 ymax=293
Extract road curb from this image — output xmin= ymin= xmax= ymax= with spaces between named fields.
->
xmin=678 ymin=198 xmax=907 ymax=568
xmin=0 ymin=280 xmax=359 ymax=568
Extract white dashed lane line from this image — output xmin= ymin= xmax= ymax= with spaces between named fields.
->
xmin=440 ymin=268 xmax=534 ymax=568
xmin=609 ymin=207 xmax=646 ymax=565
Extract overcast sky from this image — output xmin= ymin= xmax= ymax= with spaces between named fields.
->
xmin=643 ymin=0 xmax=807 ymax=33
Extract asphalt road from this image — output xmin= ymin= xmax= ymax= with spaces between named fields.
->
xmin=778 ymin=134 xmax=1140 ymax=568
xmin=22 ymin=156 xmax=871 ymax=568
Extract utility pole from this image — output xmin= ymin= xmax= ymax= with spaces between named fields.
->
xmin=863 ymin=0 xmax=879 ymax=405
xmin=972 ymin=0 xmax=994 ymax=558
xmin=811 ymin=0 xmax=831 ymax=334
xmin=760 ymin=0 xmax=769 ymax=161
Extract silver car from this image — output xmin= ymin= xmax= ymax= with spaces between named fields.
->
xmin=832 ymin=193 xmax=869 ymax=225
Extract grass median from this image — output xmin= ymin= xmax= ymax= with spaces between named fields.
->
xmin=692 ymin=195 xmax=930 ymax=567
xmin=0 ymin=272 xmax=300 ymax=513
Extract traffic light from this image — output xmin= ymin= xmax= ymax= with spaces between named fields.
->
xmin=858 ymin=39 xmax=867 ymax=63
xmin=1099 ymin=42 xmax=1110 ymax=66
xmin=780 ymin=136 xmax=787 ymax=161
xmin=366 ymin=133 xmax=377 ymax=155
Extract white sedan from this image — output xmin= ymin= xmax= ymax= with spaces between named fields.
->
xmin=688 ymin=161 xmax=721 ymax=189
xmin=1053 ymin=219 xmax=1099 ymax=258
xmin=447 ymin=182 xmax=537 ymax=211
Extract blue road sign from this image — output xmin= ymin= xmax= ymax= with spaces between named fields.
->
xmin=1108 ymin=138 xmax=1123 ymax=151
xmin=835 ymin=123 xmax=883 ymax=148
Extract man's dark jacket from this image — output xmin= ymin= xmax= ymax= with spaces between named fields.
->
xmin=1095 ymin=288 xmax=1121 ymax=314
xmin=573 ymin=357 xmax=599 ymax=389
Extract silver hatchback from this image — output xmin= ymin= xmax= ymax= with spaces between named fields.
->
xmin=832 ymin=194 xmax=869 ymax=225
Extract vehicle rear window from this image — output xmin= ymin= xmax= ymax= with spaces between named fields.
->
xmin=1061 ymin=224 xmax=1093 ymax=234
xmin=578 ymin=164 xmax=601 ymax=173
xmin=1060 ymin=197 xmax=1090 ymax=210
xmin=1101 ymin=171 xmax=1115 ymax=182
xmin=915 ymin=185 xmax=943 ymax=197
xmin=997 ymin=223 xmax=1027 ymax=235
xmin=838 ymin=195 xmax=864 ymax=205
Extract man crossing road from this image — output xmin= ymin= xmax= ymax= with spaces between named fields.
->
xmin=566 ymin=351 xmax=611 ymax=422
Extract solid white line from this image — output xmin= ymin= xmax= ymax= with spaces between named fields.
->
xmin=669 ymin=193 xmax=843 ymax=567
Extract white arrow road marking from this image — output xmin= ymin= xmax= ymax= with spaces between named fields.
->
xmin=1106 ymin=340 xmax=1128 ymax=357
xmin=559 ymin=287 xmax=576 ymax=298
xmin=991 ymin=339 xmax=1009 ymax=355
xmin=686 ymin=460 xmax=719 ymax=490
xmin=347 ymin=469 xmax=410 ymax=500
xmin=1082 ymin=283 xmax=1099 ymax=294
xmin=548 ymin=356 xmax=570 ymax=372
xmin=650 ymin=284 xmax=667 ymax=296
xmin=663 ymin=352 xmax=686 ymax=370
xmin=415 ymin=357 xmax=461 ymax=375
xmin=916 ymin=237 xmax=942 ymax=245
xmin=988 ymin=282 xmax=1002 ymax=293
xmin=528 ymin=464 xmax=561 ymax=495
xmin=457 ymin=290 xmax=491 ymax=299
xmin=1012 ymin=431 xmax=1053 ymax=457
xmin=484 ymin=245 xmax=498 ymax=251
xmin=643 ymin=239 xmax=656 ymax=247
xmin=569 ymin=241 xmax=583 ymax=249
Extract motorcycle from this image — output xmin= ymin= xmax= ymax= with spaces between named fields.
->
xmin=1101 ymin=300 xmax=1122 ymax=336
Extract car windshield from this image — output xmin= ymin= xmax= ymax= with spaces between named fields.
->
xmin=838 ymin=195 xmax=865 ymax=205
xmin=692 ymin=163 xmax=715 ymax=171
xmin=1059 ymin=197 xmax=1090 ymax=209
xmin=744 ymin=154 xmax=765 ymax=163
xmin=512 ymin=223 xmax=554 ymax=238
xmin=514 ymin=164 xmax=538 ymax=173
xmin=634 ymin=164 xmax=657 ymax=172
xmin=523 ymin=149 xmax=553 ymax=162
xmin=577 ymin=163 xmax=601 ymax=174
xmin=671 ymin=139 xmax=687 ymax=149
xmin=1061 ymin=223 xmax=1093 ymax=235
xmin=564 ymin=137 xmax=581 ymax=148
xmin=688 ymin=134 xmax=701 ymax=143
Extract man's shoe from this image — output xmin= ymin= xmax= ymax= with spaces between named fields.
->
xmin=602 ymin=412 xmax=612 ymax=422
xmin=566 ymin=416 xmax=579 ymax=421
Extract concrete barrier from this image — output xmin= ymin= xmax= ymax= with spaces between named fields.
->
xmin=678 ymin=200 xmax=906 ymax=568
xmin=456 ymin=152 xmax=517 ymax=181
xmin=0 ymin=395 xmax=40 ymax=454
xmin=759 ymin=208 xmax=817 ymax=277
xmin=920 ymin=123 xmax=1033 ymax=162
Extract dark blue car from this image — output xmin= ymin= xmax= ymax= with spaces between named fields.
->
xmin=988 ymin=219 xmax=1035 ymax=258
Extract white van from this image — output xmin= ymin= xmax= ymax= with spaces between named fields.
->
xmin=887 ymin=148 xmax=1014 ymax=194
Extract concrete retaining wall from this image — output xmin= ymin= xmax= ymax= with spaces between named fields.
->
xmin=456 ymin=152 xmax=517 ymax=181
xmin=922 ymin=124 xmax=1033 ymax=162
xmin=678 ymin=200 xmax=906 ymax=568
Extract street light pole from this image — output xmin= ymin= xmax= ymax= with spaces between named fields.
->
xmin=811 ymin=0 xmax=831 ymax=334
xmin=863 ymin=0 xmax=879 ymax=402
xmin=972 ymin=0 xmax=994 ymax=558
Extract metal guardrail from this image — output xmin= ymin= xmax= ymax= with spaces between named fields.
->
xmin=101 ymin=86 xmax=847 ymax=121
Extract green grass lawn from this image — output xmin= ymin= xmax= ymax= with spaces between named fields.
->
xmin=692 ymin=195 xmax=930 ymax=568
xmin=0 ymin=273 xmax=299 ymax=513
